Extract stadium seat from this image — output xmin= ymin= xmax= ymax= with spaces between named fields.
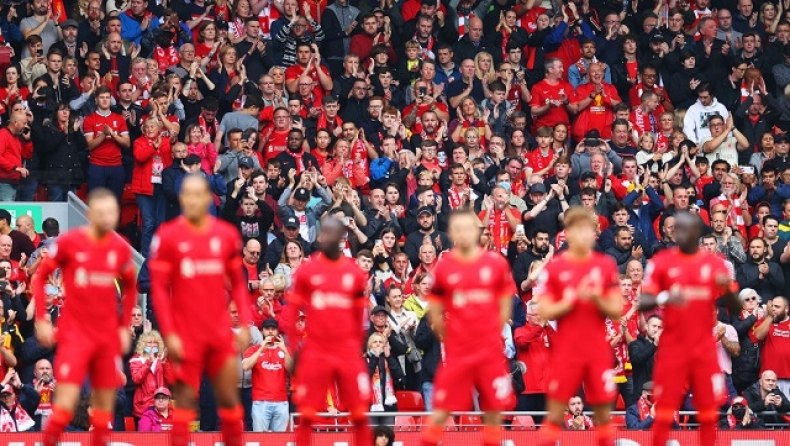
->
xmin=394 ymin=415 xmax=417 ymax=431
xmin=458 ymin=415 xmax=482 ymax=431
xmin=419 ymin=415 xmax=457 ymax=431
xmin=615 ymin=394 xmax=625 ymax=410
xmin=611 ymin=415 xmax=627 ymax=429
xmin=396 ymin=390 xmax=425 ymax=411
xmin=124 ymin=417 xmax=135 ymax=432
xmin=512 ymin=415 xmax=536 ymax=430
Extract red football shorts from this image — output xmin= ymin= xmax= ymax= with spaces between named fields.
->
xmin=175 ymin=332 xmax=237 ymax=390
xmin=293 ymin=347 xmax=370 ymax=413
xmin=55 ymin=329 xmax=122 ymax=389
xmin=652 ymin=349 xmax=726 ymax=415
xmin=546 ymin=350 xmax=617 ymax=406
xmin=432 ymin=353 xmax=515 ymax=411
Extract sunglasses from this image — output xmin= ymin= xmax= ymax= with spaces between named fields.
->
xmin=744 ymin=296 xmax=757 ymax=302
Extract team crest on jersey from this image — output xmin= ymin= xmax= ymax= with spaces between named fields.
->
xmin=75 ymin=267 xmax=88 ymax=287
xmin=479 ymin=267 xmax=491 ymax=283
xmin=150 ymin=236 xmax=160 ymax=256
xmin=181 ymin=258 xmax=195 ymax=278
xmin=342 ymin=274 xmax=354 ymax=290
xmin=700 ymin=265 xmax=711 ymax=281
xmin=210 ymin=237 xmax=221 ymax=255
xmin=107 ymin=251 xmax=117 ymax=268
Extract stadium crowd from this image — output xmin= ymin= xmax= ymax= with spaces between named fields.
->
xmin=0 ymin=0 xmax=787 ymax=435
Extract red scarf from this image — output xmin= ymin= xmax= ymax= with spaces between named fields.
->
xmin=154 ymin=46 xmax=180 ymax=75
xmin=639 ymin=396 xmax=680 ymax=424
xmin=290 ymin=150 xmax=306 ymax=173
xmin=500 ymin=27 xmax=511 ymax=60
xmin=574 ymin=56 xmax=597 ymax=78
xmin=214 ymin=3 xmax=230 ymax=21
xmin=487 ymin=209 xmax=513 ymax=255
xmin=0 ymin=400 xmax=34 ymax=432
xmin=317 ymin=112 xmax=342 ymax=133
xmin=198 ymin=115 xmax=217 ymax=140
xmin=564 ymin=412 xmax=594 ymax=429
xmin=448 ymin=186 xmax=465 ymax=210
xmin=413 ymin=34 xmax=435 ymax=60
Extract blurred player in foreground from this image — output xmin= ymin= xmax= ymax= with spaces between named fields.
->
xmin=640 ymin=211 xmax=741 ymax=446
xmin=34 ymin=188 xmax=137 ymax=446
xmin=149 ymin=175 xmax=251 ymax=446
xmin=534 ymin=206 xmax=622 ymax=446
xmin=282 ymin=216 xmax=372 ymax=446
xmin=421 ymin=209 xmax=516 ymax=446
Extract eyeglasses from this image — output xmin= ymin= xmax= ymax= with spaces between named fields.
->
xmin=744 ymin=296 xmax=757 ymax=302
xmin=247 ymin=251 xmax=261 ymax=256
xmin=298 ymin=83 xmax=313 ymax=87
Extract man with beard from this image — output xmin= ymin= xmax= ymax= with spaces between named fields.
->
xmin=736 ymin=237 xmax=786 ymax=300
xmin=512 ymin=229 xmax=551 ymax=299
xmin=742 ymin=370 xmax=790 ymax=426
xmin=479 ymin=186 xmax=521 ymax=256
xmin=275 ymin=129 xmax=319 ymax=175
xmin=402 ymin=204 xmax=450 ymax=267
xmin=408 ymin=110 xmax=445 ymax=151
xmin=755 ymin=296 xmax=790 ymax=397
xmin=77 ymin=0 xmax=104 ymax=51
xmin=264 ymin=216 xmax=311 ymax=270
xmin=50 ymin=19 xmax=79 ymax=59
xmin=605 ymin=226 xmax=645 ymax=273
xmin=31 ymin=359 xmax=55 ymax=430
xmin=628 ymin=316 xmax=663 ymax=400
xmin=710 ymin=211 xmax=748 ymax=265
xmin=19 ymin=0 xmax=58 ymax=57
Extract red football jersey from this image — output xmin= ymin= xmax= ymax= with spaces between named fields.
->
xmin=33 ymin=229 xmax=136 ymax=337
xmin=285 ymin=254 xmax=369 ymax=354
xmin=528 ymin=79 xmax=572 ymax=131
xmin=756 ymin=318 xmax=790 ymax=378
xmin=642 ymin=249 xmax=729 ymax=357
xmin=83 ymin=111 xmax=129 ymax=166
xmin=244 ymin=345 xmax=289 ymax=401
xmin=428 ymin=250 xmax=515 ymax=358
xmin=534 ymin=252 xmax=620 ymax=357
xmin=148 ymin=216 xmax=251 ymax=341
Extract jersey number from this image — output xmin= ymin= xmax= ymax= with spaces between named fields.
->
xmin=493 ymin=375 xmax=512 ymax=401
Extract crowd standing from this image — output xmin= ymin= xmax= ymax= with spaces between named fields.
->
xmin=0 ymin=0 xmax=787 ymax=434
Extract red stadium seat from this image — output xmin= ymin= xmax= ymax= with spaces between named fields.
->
xmin=615 ymin=394 xmax=625 ymax=410
xmin=458 ymin=415 xmax=482 ymax=431
xmin=124 ymin=417 xmax=135 ymax=432
xmin=396 ymin=390 xmax=424 ymax=411
xmin=512 ymin=415 xmax=536 ymax=430
xmin=394 ymin=415 xmax=417 ymax=431
xmin=611 ymin=415 xmax=627 ymax=430
xmin=419 ymin=415 xmax=457 ymax=431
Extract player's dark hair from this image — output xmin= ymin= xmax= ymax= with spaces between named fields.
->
xmin=42 ymin=217 xmax=60 ymax=237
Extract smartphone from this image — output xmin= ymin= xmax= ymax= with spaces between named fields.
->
xmin=375 ymin=239 xmax=383 ymax=248
xmin=344 ymin=217 xmax=352 ymax=226
xmin=740 ymin=166 xmax=755 ymax=174
xmin=36 ymin=48 xmax=43 ymax=57
xmin=516 ymin=224 xmax=525 ymax=235
xmin=419 ymin=86 xmax=427 ymax=96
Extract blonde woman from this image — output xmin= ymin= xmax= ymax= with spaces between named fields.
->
xmin=449 ymin=96 xmax=492 ymax=145
xmin=129 ymin=330 xmax=175 ymax=422
xmin=474 ymin=51 xmax=495 ymax=83
xmin=365 ymin=332 xmax=403 ymax=425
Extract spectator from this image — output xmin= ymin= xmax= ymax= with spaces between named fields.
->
xmin=513 ymin=301 xmax=554 ymax=423
xmin=605 ymin=226 xmax=645 ymax=273
xmin=365 ymin=332 xmax=403 ymax=426
xmin=241 ymin=319 xmax=292 ymax=432
xmin=30 ymin=102 xmax=86 ymax=201
xmin=721 ymin=396 xmax=760 ymax=430
xmin=628 ymin=315 xmax=663 ymax=395
xmin=626 ymin=381 xmax=658 ymax=430
xmin=683 ymin=84 xmax=729 ymax=145
xmin=223 ymin=173 xmax=275 ymax=251
xmin=277 ymin=184 xmax=333 ymax=245
xmin=402 ymin=206 xmax=450 ymax=267
xmin=272 ymin=241 xmax=305 ymax=287
xmin=0 ymin=374 xmax=37 ymax=432
xmin=529 ymin=58 xmax=573 ymax=132
xmin=129 ymin=330 xmax=175 ymax=422
xmin=0 ymin=210 xmax=35 ymax=262
xmin=31 ymin=358 xmax=54 ymax=430
xmin=754 ymin=295 xmax=790 ymax=397
xmin=743 ymin=370 xmax=790 ymax=426
xmin=564 ymin=396 xmax=594 ymax=430
xmin=120 ymin=0 xmax=160 ymax=46
xmin=736 ymin=237 xmax=786 ymax=300
xmin=0 ymin=112 xmax=30 ymax=201
xmin=20 ymin=0 xmax=59 ymax=59
xmin=731 ymin=288 xmax=764 ymax=393
xmin=132 ymin=117 xmax=172 ymax=258
xmin=83 ymin=85 xmax=130 ymax=202
xmin=373 ymin=425 xmax=396 ymax=446
xmin=137 ymin=387 xmax=174 ymax=432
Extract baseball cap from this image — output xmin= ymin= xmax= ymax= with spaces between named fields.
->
xmin=262 ymin=318 xmax=279 ymax=329
xmin=294 ymin=187 xmax=310 ymax=201
xmin=371 ymin=305 xmax=388 ymax=315
xmin=416 ymin=206 xmax=434 ymax=217
xmin=154 ymin=387 xmax=172 ymax=398
xmin=774 ymin=134 xmax=789 ymax=145
xmin=731 ymin=396 xmax=747 ymax=406
xmin=650 ymin=33 xmax=665 ymax=44
xmin=529 ymin=183 xmax=547 ymax=194
xmin=61 ymin=19 xmax=79 ymax=29
xmin=0 ymin=384 xmax=13 ymax=394
xmin=420 ymin=0 xmax=436 ymax=5
xmin=183 ymin=154 xmax=202 ymax=166
xmin=238 ymin=156 xmax=255 ymax=168
xmin=284 ymin=216 xmax=299 ymax=228
xmin=642 ymin=381 xmax=654 ymax=391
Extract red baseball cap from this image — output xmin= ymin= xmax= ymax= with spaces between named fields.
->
xmin=154 ymin=387 xmax=172 ymax=398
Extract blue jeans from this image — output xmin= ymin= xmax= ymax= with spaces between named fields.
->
xmin=0 ymin=183 xmax=17 ymax=201
xmin=136 ymin=191 xmax=165 ymax=258
xmin=47 ymin=184 xmax=76 ymax=202
xmin=421 ymin=382 xmax=433 ymax=412
xmin=16 ymin=176 xmax=37 ymax=201
xmin=87 ymin=164 xmax=125 ymax=203
xmin=251 ymin=401 xmax=289 ymax=432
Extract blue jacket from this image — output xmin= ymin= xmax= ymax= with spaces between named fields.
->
xmin=622 ymin=186 xmax=664 ymax=249
xmin=747 ymin=184 xmax=790 ymax=216
xmin=120 ymin=12 xmax=159 ymax=45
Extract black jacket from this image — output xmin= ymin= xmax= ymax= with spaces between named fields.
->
xmin=730 ymin=313 xmax=761 ymax=390
xmin=366 ymin=351 xmax=405 ymax=409
xmin=734 ymin=95 xmax=781 ymax=165
xmin=222 ymin=193 xmax=275 ymax=253
xmin=413 ymin=316 xmax=440 ymax=384
xmin=628 ymin=335 xmax=657 ymax=395
xmin=742 ymin=381 xmax=790 ymax=425
xmin=366 ymin=325 xmax=406 ymax=358
xmin=736 ymin=260 xmax=786 ymax=301
xmin=30 ymin=120 xmax=86 ymax=187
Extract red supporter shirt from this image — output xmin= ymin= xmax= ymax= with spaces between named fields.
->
xmin=263 ymin=129 xmax=289 ymax=161
xmin=756 ymin=318 xmax=790 ymax=378
xmin=528 ymin=79 xmax=572 ymax=131
xmin=148 ymin=216 xmax=251 ymax=341
xmin=285 ymin=64 xmax=331 ymax=93
xmin=428 ymin=250 xmax=515 ymax=358
xmin=83 ymin=110 xmax=129 ymax=166
xmin=571 ymin=83 xmax=619 ymax=141
xmin=32 ymin=229 xmax=137 ymax=338
xmin=641 ymin=249 xmax=729 ymax=358
xmin=534 ymin=252 xmax=619 ymax=357
xmin=479 ymin=208 xmax=520 ymax=256
xmin=285 ymin=254 xmax=368 ymax=355
xmin=244 ymin=345 xmax=289 ymax=401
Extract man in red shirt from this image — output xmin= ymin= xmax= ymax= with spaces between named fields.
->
xmin=84 ymin=85 xmax=131 ymax=202
xmin=0 ymin=112 xmax=29 ymax=201
xmin=281 ymin=217 xmax=372 ymax=446
xmin=639 ymin=211 xmax=741 ymax=446
xmin=754 ymin=296 xmax=790 ymax=397
xmin=34 ymin=188 xmax=137 ymax=446
xmin=421 ymin=209 xmax=516 ymax=446
xmin=570 ymin=63 xmax=622 ymax=142
xmin=149 ymin=175 xmax=252 ymax=446
xmin=513 ymin=301 xmax=554 ymax=423
xmin=534 ymin=206 xmax=622 ymax=446
xmin=284 ymin=42 xmax=333 ymax=95
xmin=529 ymin=58 xmax=573 ymax=132
xmin=242 ymin=318 xmax=293 ymax=432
